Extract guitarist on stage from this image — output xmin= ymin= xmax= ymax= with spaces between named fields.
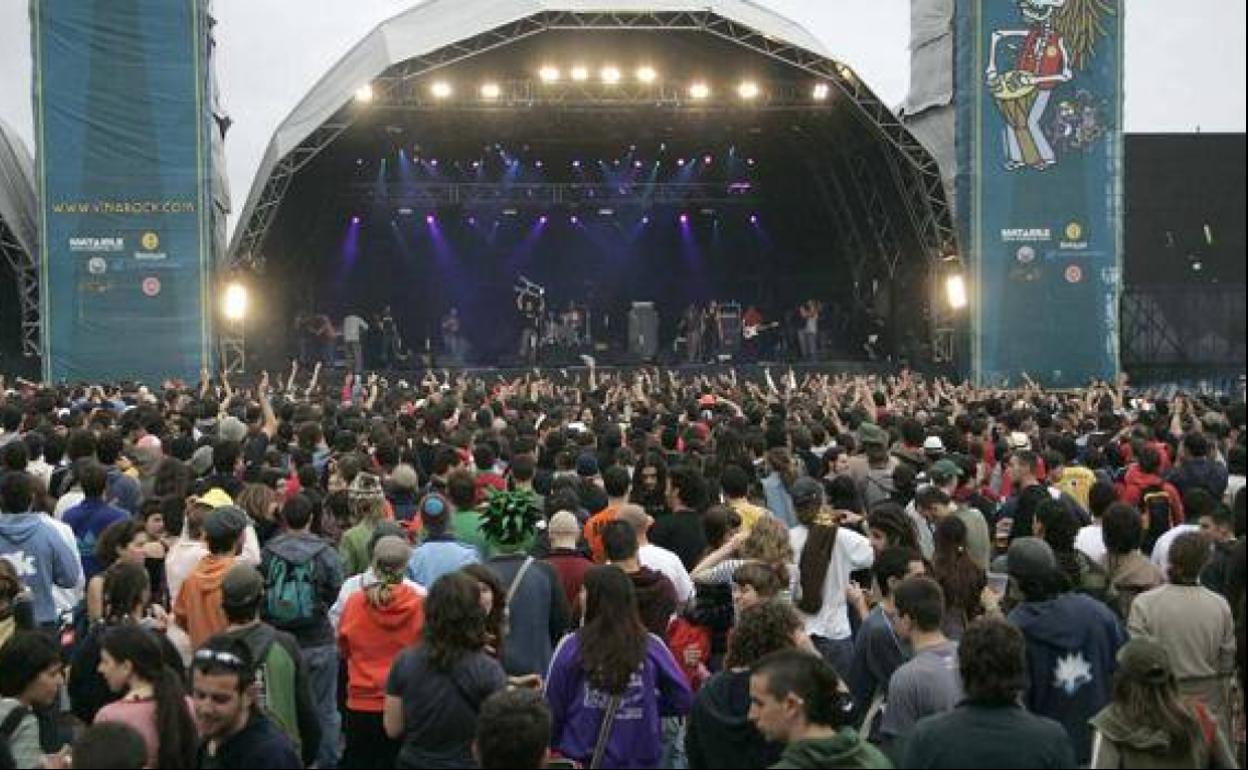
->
xmin=742 ymin=305 xmax=764 ymax=362
xmin=798 ymin=299 xmax=822 ymax=362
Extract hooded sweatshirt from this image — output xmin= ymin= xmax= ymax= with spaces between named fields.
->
xmin=545 ymin=632 xmax=693 ymax=769
xmin=629 ymin=566 xmax=678 ymax=641
xmin=173 ymin=553 xmax=236 ymax=649
xmin=1089 ymin=702 xmax=1227 ymax=770
xmin=1009 ymin=592 xmax=1127 ymax=765
xmin=260 ymin=531 xmax=343 ymax=648
xmin=1117 ymin=466 xmax=1184 ymax=526
xmin=772 ymin=727 xmax=892 ymax=769
xmin=686 ymin=669 xmax=783 ymax=770
xmin=337 ymin=582 xmax=424 ymax=712
xmin=0 ymin=512 xmax=83 ymax=625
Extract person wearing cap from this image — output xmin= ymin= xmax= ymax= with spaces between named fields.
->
xmin=1127 ymin=531 xmax=1237 ymax=739
xmin=385 ymin=463 xmax=422 ymax=524
xmin=616 ymin=504 xmax=695 ymax=605
xmin=338 ymin=536 xmax=425 ymax=769
xmin=848 ymin=423 xmax=901 ymax=512
xmin=260 ymin=493 xmax=344 ymax=770
xmin=174 ymin=505 xmax=250 ymax=649
xmin=340 ymin=472 xmax=390 ymax=578
xmin=191 ymin=634 xmax=302 ymax=769
xmin=543 ymin=510 xmax=593 ymax=618
xmin=788 ymin=476 xmax=875 ymax=682
xmin=407 ymin=493 xmax=480 ymax=589
xmin=922 ymin=435 xmax=946 ymax=464
xmin=902 ymin=618 xmax=1076 ymax=768
xmin=1004 ymin=537 xmax=1127 ymax=765
xmin=916 ymin=462 xmax=993 ymax=572
xmin=1089 ymin=637 xmax=1238 ymax=769
xmin=221 ymin=564 xmax=322 ymax=767
xmin=332 ymin=522 xmax=427 ymax=632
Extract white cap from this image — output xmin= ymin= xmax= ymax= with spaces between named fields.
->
xmin=923 ymin=436 xmax=946 ymax=453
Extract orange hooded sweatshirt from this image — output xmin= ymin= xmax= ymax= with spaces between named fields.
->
xmin=337 ymin=582 xmax=424 ymax=712
xmin=173 ymin=554 xmax=236 ymax=650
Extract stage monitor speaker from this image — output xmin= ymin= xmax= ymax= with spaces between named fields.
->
xmin=628 ymin=303 xmax=659 ymax=359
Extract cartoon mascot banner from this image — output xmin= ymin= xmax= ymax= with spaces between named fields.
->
xmin=957 ymin=0 xmax=1123 ymax=387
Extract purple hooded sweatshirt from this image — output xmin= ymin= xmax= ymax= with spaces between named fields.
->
xmin=544 ymin=632 xmax=693 ymax=769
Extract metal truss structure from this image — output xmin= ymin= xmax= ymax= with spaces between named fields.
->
xmin=347 ymin=181 xmax=760 ymax=209
xmin=1120 ymin=285 xmax=1246 ymax=382
xmin=230 ymin=9 xmax=959 ymax=363
xmin=0 ymin=219 xmax=40 ymax=358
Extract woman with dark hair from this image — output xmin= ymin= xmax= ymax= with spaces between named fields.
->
xmin=685 ymin=601 xmax=801 ymax=769
xmin=236 ymin=483 xmax=281 ymax=546
xmin=931 ymin=517 xmax=986 ymax=641
xmin=731 ymin=563 xmax=786 ymax=615
xmin=69 ymin=563 xmax=178 ymax=725
xmin=762 ymin=448 xmax=798 ymax=528
xmin=630 ymin=454 xmax=670 ymax=520
xmin=1089 ymin=637 xmax=1237 ymax=768
xmin=0 ymin=559 xmax=34 ymax=649
xmin=461 ymin=563 xmax=507 ymax=661
xmin=0 ymin=631 xmax=66 ymax=768
xmin=383 ymin=570 xmax=507 ymax=769
xmin=545 ymin=565 xmax=693 ymax=768
xmin=866 ymin=503 xmax=921 ymax=556
xmin=1035 ymin=498 xmax=1106 ymax=600
xmin=86 ymin=518 xmax=149 ymax=622
xmin=1100 ymin=503 xmax=1164 ymax=620
xmin=95 ymin=625 xmax=198 ymax=769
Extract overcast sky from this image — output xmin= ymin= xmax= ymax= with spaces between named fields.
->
xmin=1 ymin=0 xmax=1244 ymax=239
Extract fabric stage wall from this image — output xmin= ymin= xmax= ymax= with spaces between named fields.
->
xmin=33 ymin=0 xmax=213 ymax=383
xmin=957 ymin=0 xmax=1123 ymax=387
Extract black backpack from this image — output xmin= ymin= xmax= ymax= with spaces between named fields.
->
xmin=1139 ymin=485 xmax=1174 ymax=554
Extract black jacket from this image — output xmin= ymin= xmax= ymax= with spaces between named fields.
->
xmin=686 ymin=669 xmax=783 ymax=770
xmin=651 ymin=509 xmax=707 ymax=572
xmin=197 ymin=711 xmax=303 ymax=769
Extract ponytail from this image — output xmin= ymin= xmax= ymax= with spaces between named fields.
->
xmin=796 ymin=510 xmax=839 ymax=616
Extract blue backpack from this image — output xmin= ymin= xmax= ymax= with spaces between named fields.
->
xmin=265 ymin=555 xmax=319 ymax=628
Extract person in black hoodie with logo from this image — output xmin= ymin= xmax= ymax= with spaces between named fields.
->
xmin=1004 ymin=537 xmax=1126 ymax=766
xmin=685 ymin=600 xmax=799 ymax=769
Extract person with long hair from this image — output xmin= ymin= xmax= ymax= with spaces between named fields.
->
xmin=95 ymin=624 xmax=198 ymax=769
xmin=338 ymin=536 xmax=424 ymax=769
xmin=86 ymin=518 xmax=149 ymax=622
xmin=236 ymin=483 xmax=281 ymax=547
xmin=686 ymin=601 xmax=802 ymax=769
xmin=931 ymin=516 xmax=986 ymax=641
xmin=1090 ymin=637 xmax=1237 ymax=768
xmin=691 ymin=514 xmax=792 ymax=593
xmin=866 ymin=502 xmax=921 ymax=556
xmin=762 ymin=448 xmax=799 ymax=529
xmin=630 ymin=454 xmax=670 ymax=520
xmin=384 ymin=570 xmax=508 ymax=769
xmin=1035 ymin=498 xmax=1107 ymax=599
xmin=462 ymin=563 xmax=507 ymax=660
xmin=544 ymin=565 xmax=693 ymax=768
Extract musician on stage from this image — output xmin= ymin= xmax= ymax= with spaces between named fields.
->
xmin=516 ymin=286 xmax=545 ymax=365
xmin=379 ymin=305 xmax=402 ymax=367
xmin=704 ymin=301 xmax=723 ymax=358
xmin=798 ymin=299 xmax=822 ymax=362
xmin=742 ymin=304 xmax=764 ymax=362
xmin=441 ymin=307 xmax=464 ymax=364
xmin=681 ymin=303 xmax=705 ymax=364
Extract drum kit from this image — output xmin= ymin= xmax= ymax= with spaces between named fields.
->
xmin=514 ymin=275 xmax=592 ymax=350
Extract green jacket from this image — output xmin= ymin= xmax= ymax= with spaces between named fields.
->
xmin=452 ymin=509 xmax=492 ymax=559
xmin=338 ymin=522 xmax=375 ymax=578
xmin=771 ymin=728 xmax=893 ymax=769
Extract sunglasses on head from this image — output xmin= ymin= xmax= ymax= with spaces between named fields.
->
xmin=193 ymin=649 xmax=246 ymax=670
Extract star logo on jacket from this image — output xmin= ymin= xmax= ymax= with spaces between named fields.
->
xmin=1 ymin=551 xmax=37 ymax=578
xmin=1054 ymin=651 xmax=1093 ymax=696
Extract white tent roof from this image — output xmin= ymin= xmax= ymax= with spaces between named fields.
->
xmin=0 ymin=117 xmax=37 ymax=262
xmin=230 ymin=0 xmax=833 ymax=256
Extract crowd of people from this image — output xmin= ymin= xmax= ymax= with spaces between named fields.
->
xmin=0 ymin=363 xmax=1243 ymax=769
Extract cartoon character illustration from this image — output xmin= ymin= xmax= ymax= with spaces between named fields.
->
xmin=1050 ymin=89 xmax=1107 ymax=154
xmin=986 ymin=0 xmax=1114 ymax=171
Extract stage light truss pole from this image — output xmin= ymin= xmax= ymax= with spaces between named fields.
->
xmin=389 ymin=78 xmax=827 ymax=109
xmin=0 ymin=222 xmax=40 ymax=358
xmin=350 ymin=181 xmax=759 ymax=209
xmin=1119 ymin=289 xmax=1183 ymax=368
xmin=219 ymin=318 xmax=245 ymax=376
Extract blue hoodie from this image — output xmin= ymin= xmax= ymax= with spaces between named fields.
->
xmin=1009 ymin=592 xmax=1126 ymax=766
xmin=0 ymin=513 xmax=84 ymax=625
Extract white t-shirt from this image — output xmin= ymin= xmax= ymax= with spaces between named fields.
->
xmin=639 ymin=543 xmax=695 ymax=604
xmin=788 ymin=525 xmax=874 ymax=640
xmin=1075 ymin=523 xmax=1107 ymax=566
xmin=1150 ymin=524 xmax=1201 ymax=580
xmin=342 ymin=315 xmax=369 ymax=342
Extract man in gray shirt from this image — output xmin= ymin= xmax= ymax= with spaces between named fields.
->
xmin=880 ymin=576 xmax=964 ymax=763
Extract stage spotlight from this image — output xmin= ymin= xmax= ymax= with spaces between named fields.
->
xmin=350 ymin=215 xmax=360 ymax=224
xmin=677 ymin=158 xmax=686 ymax=166
xmin=539 ymin=66 xmax=561 ymax=83
xmin=354 ymin=84 xmax=374 ymax=103
xmin=467 ymin=215 xmax=477 ymax=226
xmin=355 ymin=158 xmax=364 ymax=166
xmin=679 ymin=213 xmax=689 ymax=224
xmin=535 ymin=160 xmax=544 ymax=168
xmin=539 ymin=215 xmax=548 ymax=224
xmin=737 ymin=81 xmax=760 ymax=99
xmin=571 ymin=65 xmax=589 ymax=82
xmin=426 ymin=214 xmax=435 ymax=225
xmin=634 ymin=160 xmax=644 ymax=168
xmin=945 ymin=274 xmax=968 ymax=310
xmin=570 ymin=215 xmax=579 ymax=224
xmin=480 ymin=82 xmax=501 ymax=99
xmin=430 ymin=81 xmax=453 ymax=99
xmin=222 ymin=283 xmax=248 ymax=322
xmin=688 ymin=82 xmax=710 ymax=100
xmin=812 ymin=82 xmax=830 ymax=101
xmin=572 ymin=160 xmax=582 ymax=168
xmin=636 ymin=66 xmax=657 ymax=83
xmin=703 ymin=154 xmax=713 ymax=165
xmin=749 ymin=213 xmax=759 ymax=224
xmin=641 ymin=215 xmax=651 ymax=224
xmin=600 ymin=66 xmax=621 ymax=84
xmin=747 ymin=157 xmax=756 ymax=166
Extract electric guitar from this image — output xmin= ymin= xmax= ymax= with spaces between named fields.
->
xmin=742 ymin=322 xmax=780 ymax=340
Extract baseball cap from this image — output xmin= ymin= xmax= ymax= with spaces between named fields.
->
xmin=548 ymin=510 xmax=581 ymax=536
xmin=923 ymin=436 xmax=946 ymax=454
xmin=390 ymin=464 xmax=419 ymax=491
xmin=218 ymin=416 xmax=248 ymax=443
xmin=928 ymin=459 xmax=963 ymax=483
xmin=221 ymin=564 xmax=264 ymax=608
xmin=349 ymin=472 xmax=386 ymax=502
xmin=372 ymin=535 xmax=413 ymax=573
xmin=858 ymin=422 xmax=889 ymax=447
xmin=193 ymin=488 xmax=234 ymax=509
xmin=791 ymin=476 xmax=824 ymax=508
xmin=190 ymin=445 xmax=215 ymax=477
xmin=576 ymin=453 xmax=600 ymax=478
xmin=1008 ymin=432 xmax=1033 ymax=451
xmin=1003 ymin=536 xmax=1057 ymax=581
xmin=203 ymin=505 xmax=249 ymax=542
xmin=1115 ymin=637 xmax=1172 ymax=685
